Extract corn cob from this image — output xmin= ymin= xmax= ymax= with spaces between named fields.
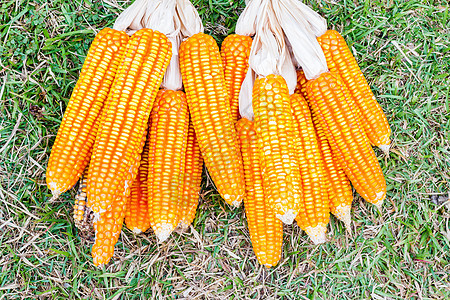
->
xmin=306 ymin=72 xmax=386 ymax=208
xmin=221 ymin=34 xmax=253 ymax=123
xmin=147 ymin=89 xmax=189 ymax=242
xmin=295 ymin=69 xmax=353 ymax=229
xmin=91 ymin=196 xmax=126 ymax=266
xmin=236 ymin=118 xmax=283 ymax=267
xmin=298 ymin=69 xmax=369 ymax=145
xmin=73 ymin=168 xmax=94 ymax=234
xmin=179 ymin=32 xmax=245 ymax=207
xmin=91 ymin=126 xmax=147 ymax=266
xmin=87 ymin=29 xmax=171 ymax=214
xmin=317 ymin=30 xmax=391 ymax=152
xmin=178 ymin=119 xmax=203 ymax=229
xmin=312 ymin=114 xmax=353 ymax=230
xmin=290 ymin=93 xmax=330 ymax=244
xmin=47 ymin=28 xmax=129 ymax=199
xmin=125 ymin=135 xmax=151 ymax=234
xmin=252 ymin=74 xmax=302 ymax=224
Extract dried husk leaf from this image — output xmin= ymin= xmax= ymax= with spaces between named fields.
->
xmin=236 ymin=0 xmax=262 ymax=36
xmin=176 ymin=0 xmax=204 ymax=38
xmin=113 ymin=0 xmax=148 ymax=34
xmin=273 ymin=0 xmax=328 ymax=79
xmin=238 ymin=0 xmax=298 ymax=119
xmin=288 ymin=0 xmax=327 ymax=37
xmin=143 ymin=0 xmax=177 ymax=34
xmin=248 ymin=0 xmax=286 ymax=77
xmin=141 ymin=0 xmax=182 ymax=90
xmin=238 ymin=67 xmax=256 ymax=120
xmin=112 ymin=0 xmax=203 ymax=90
xmin=279 ymin=49 xmax=297 ymax=95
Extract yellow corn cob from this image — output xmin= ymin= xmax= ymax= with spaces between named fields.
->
xmin=221 ymin=34 xmax=253 ymax=123
xmin=125 ymin=135 xmax=151 ymax=234
xmin=306 ymin=72 xmax=386 ymax=208
xmin=178 ymin=119 xmax=203 ymax=229
xmin=295 ymin=69 xmax=367 ymax=140
xmin=252 ymin=74 xmax=302 ymax=224
xmin=312 ymin=114 xmax=353 ymax=230
xmin=179 ymin=32 xmax=245 ymax=207
xmin=295 ymin=69 xmax=353 ymax=229
xmin=87 ymin=28 xmax=172 ymax=214
xmin=91 ymin=127 xmax=147 ymax=266
xmin=317 ymin=30 xmax=391 ymax=152
xmin=47 ymin=28 xmax=129 ymax=199
xmin=291 ymin=94 xmax=330 ymax=244
xmin=91 ymin=196 xmax=126 ymax=266
xmin=147 ymin=89 xmax=189 ymax=242
xmin=73 ymin=168 xmax=94 ymax=234
xmin=236 ymin=118 xmax=283 ymax=267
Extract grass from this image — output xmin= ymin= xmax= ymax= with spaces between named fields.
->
xmin=0 ymin=0 xmax=449 ymax=298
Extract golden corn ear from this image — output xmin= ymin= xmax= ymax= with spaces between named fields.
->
xmin=87 ymin=29 xmax=172 ymax=214
xmin=297 ymin=69 xmax=367 ymax=143
xmin=180 ymin=32 xmax=245 ymax=207
xmin=252 ymin=74 xmax=302 ymax=224
xmin=291 ymin=94 xmax=330 ymax=244
xmin=236 ymin=118 xmax=283 ymax=267
xmin=306 ymin=72 xmax=386 ymax=208
xmin=317 ymin=30 xmax=391 ymax=152
xmin=91 ymin=129 xmax=147 ymax=266
xmin=312 ymin=114 xmax=353 ymax=230
xmin=73 ymin=168 xmax=94 ymax=234
xmin=295 ymin=70 xmax=353 ymax=228
xmin=221 ymin=34 xmax=253 ymax=122
xmin=178 ymin=119 xmax=203 ymax=229
xmin=91 ymin=196 xmax=126 ymax=266
xmin=147 ymin=90 xmax=189 ymax=242
xmin=125 ymin=136 xmax=151 ymax=234
xmin=47 ymin=28 xmax=129 ymax=199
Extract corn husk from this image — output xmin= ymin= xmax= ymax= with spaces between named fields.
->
xmin=113 ymin=0 xmax=203 ymax=90
xmin=272 ymin=0 xmax=328 ymax=80
xmin=237 ymin=0 xmax=297 ymax=120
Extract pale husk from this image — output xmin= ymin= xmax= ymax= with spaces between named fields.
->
xmin=113 ymin=0 xmax=203 ymax=90
xmin=237 ymin=0 xmax=297 ymax=120
xmin=287 ymin=0 xmax=327 ymax=37
xmin=143 ymin=0 xmax=182 ymax=90
xmin=235 ymin=0 xmax=262 ymax=36
xmin=176 ymin=0 xmax=204 ymax=38
xmin=113 ymin=0 xmax=148 ymax=34
xmin=272 ymin=0 xmax=328 ymax=80
xmin=238 ymin=67 xmax=256 ymax=121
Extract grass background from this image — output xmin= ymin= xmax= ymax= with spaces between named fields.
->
xmin=1 ymin=0 xmax=449 ymax=298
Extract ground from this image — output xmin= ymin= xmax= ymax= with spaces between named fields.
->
xmin=0 ymin=0 xmax=449 ymax=299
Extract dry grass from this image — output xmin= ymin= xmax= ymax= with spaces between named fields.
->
xmin=1 ymin=0 xmax=450 ymax=299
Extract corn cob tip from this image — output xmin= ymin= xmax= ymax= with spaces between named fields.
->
xmin=276 ymin=209 xmax=297 ymax=225
xmin=132 ymin=228 xmax=143 ymax=234
xmin=178 ymin=221 xmax=190 ymax=230
xmin=231 ymin=197 xmax=243 ymax=208
xmin=373 ymin=190 xmax=386 ymax=210
xmin=333 ymin=204 xmax=352 ymax=228
xmin=92 ymin=250 xmax=113 ymax=266
xmin=341 ymin=210 xmax=352 ymax=233
xmin=48 ymin=182 xmax=61 ymax=201
xmin=374 ymin=198 xmax=384 ymax=211
xmin=305 ymin=225 xmax=327 ymax=245
xmin=154 ymin=223 xmax=175 ymax=243
xmin=379 ymin=144 xmax=390 ymax=155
